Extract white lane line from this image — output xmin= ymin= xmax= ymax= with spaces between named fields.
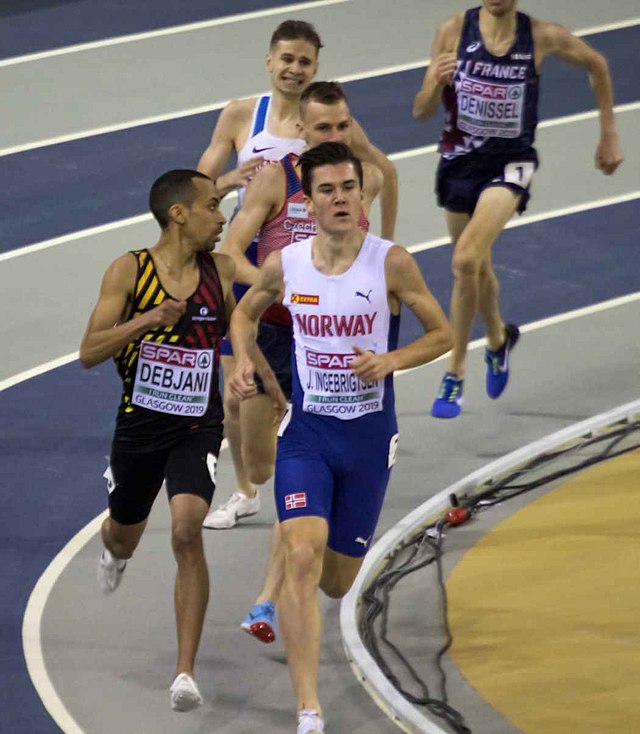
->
xmin=407 ymin=191 xmax=640 ymax=253
xmin=1 ymin=12 xmax=635 ymax=70
xmin=2 ymin=96 xmax=638 ymax=267
xmin=20 ymin=291 xmax=640 ymax=734
xmin=0 ymin=190 xmax=237 ymax=264
xmin=1 ymin=20 xmax=637 ymax=158
xmin=0 ymin=0 xmax=350 ymax=68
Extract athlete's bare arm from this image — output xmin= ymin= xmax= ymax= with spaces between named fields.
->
xmin=350 ymin=246 xmax=452 ymax=382
xmin=349 ymin=121 xmax=398 ymax=240
xmin=211 ymin=252 xmax=237 ymax=328
xmin=79 ymin=254 xmax=187 ymax=368
xmin=228 ymin=251 xmax=287 ymax=410
xmin=197 ymin=99 xmax=265 ymax=197
xmin=412 ymin=14 xmax=464 ymax=122
xmin=218 ymin=163 xmax=284 ymax=286
xmin=533 ymin=20 xmax=623 ymax=175
xmin=361 ymin=161 xmax=384 ymax=215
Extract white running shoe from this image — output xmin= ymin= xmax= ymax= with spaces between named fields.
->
xmin=297 ymin=709 xmax=325 ymax=734
xmin=202 ymin=491 xmax=260 ymax=529
xmin=97 ymin=548 xmax=126 ymax=594
xmin=170 ymin=673 xmax=203 ymax=712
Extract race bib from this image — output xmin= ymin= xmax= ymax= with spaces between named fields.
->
xmin=132 ymin=341 xmax=213 ymax=417
xmin=457 ymin=74 xmax=525 ymax=139
xmin=300 ymin=348 xmax=384 ymax=420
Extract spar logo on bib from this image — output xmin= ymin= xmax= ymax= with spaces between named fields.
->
xmin=291 ymin=293 xmax=319 ymax=305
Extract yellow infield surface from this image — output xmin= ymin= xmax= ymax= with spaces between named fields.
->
xmin=447 ymin=448 xmax=640 ymax=733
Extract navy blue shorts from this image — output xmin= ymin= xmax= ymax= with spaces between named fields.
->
xmin=436 ymin=149 xmax=538 ymax=216
xmin=274 ymin=409 xmax=399 ymax=557
xmin=254 ymin=320 xmax=292 ymax=399
xmin=106 ymin=425 xmax=223 ymax=525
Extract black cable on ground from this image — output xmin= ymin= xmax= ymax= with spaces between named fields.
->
xmin=359 ymin=419 xmax=640 ymax=734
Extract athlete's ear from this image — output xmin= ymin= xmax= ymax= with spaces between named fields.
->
xmin=265 ymin=51 xmax=273 ymax=72
xmin=168 ymin=203 xmax=186 ymax=225
xmin=303 ymin=194 xmax=315 ymax=217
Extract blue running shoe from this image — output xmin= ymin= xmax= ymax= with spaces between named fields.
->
xmin=241 ymin=600 xmax=276 ymax=643
xmin=485 ymin=323 xmax=520 ymax=399
xmin=431 ymin=372 xmax=464 ymax=418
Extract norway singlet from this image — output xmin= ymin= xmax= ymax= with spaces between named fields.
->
xmin=113 ymin=249 xmax=226 ymax=450
xmin=281 ymin=233 xmax=399 ymax=430
xmin=440 ymin=7 xmax=539 ymax=160
xmin=257 ymin=153 xmax=370 ymax=327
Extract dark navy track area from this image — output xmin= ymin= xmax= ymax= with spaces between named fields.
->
xmin=1 ymin=27 xmax=637 ymax=252
xmin=0 ymin=0 xmax=303 ymax=59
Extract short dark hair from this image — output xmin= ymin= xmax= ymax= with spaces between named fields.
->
xmin=269 ymin=20 xmax=323 ymax=52
xmin=149 ymin=169 xmax=211 ymax=229
xmin=300 ymin=81 xmax=347 ymax=117
xmin=299 ymin=142 xmax=363 ymax=197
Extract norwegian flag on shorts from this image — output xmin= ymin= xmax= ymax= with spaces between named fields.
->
xmin=285 ymin=492 xmax=307 ymax=510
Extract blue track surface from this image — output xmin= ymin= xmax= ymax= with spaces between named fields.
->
xmin=1 ymin=27 xmax=638 ymax=252
xmin=0 ymin=0 xmax=302 ymax=59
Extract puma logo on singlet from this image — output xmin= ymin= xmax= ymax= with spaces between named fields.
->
xmin=355 ymin=289 xmax=372 ymax=303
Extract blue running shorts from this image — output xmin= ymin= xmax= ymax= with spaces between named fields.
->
xmin=274 ymin=410 xmax=399 ymax=557
xmin=436 ymin=148 xmax=538 ymax=215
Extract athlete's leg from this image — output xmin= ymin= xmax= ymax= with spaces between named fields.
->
xmin=101 ymin=516 xmax=146 ymax=559
xmin=448 ymin=186 xmax=520 ymax=377
xmin=256 ymin=522 xmax=285 ymax=603
xmin=170 ymin=493 xmax=210 ymax=677
xmin=319 ymin=548 xmax=364 ymax=599
xmin=239 ymin=393 xmax=278 ymax=485
xmin=278 ymin=515 xmax=329 ymax=715
xmin=221 ymin=354 xmax=257 ymax=499
xmin=478 ymin=253 xmax=505 ymax=350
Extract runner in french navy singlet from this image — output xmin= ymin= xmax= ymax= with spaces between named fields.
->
xmin=441 ymin=6 xmax=539 ymax=160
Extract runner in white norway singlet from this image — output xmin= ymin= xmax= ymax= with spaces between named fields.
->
xmin=282 ymin=232 xmax=398 ymax=423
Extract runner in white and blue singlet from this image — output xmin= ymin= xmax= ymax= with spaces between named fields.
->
xmin=197 ymin=20 xmax=322 ymax=523
xmin=227 ymin=142 xmax=451 ymax=734
xmin=413 ymin=0 xmax=623 ymax=420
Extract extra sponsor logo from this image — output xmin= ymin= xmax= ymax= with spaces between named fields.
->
xmin=291 ymin=293 xmax=320 ymax=305
xmin=285 ymin=492 xmax=307 ymax=510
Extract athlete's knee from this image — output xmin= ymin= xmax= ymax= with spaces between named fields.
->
xmin=452 ymin=247 xmax=481 ymax=280
xmin=171 ymin=519 xmax=203 ymax=557
xmin=284 ymin=541 xmax=323 ymax=584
